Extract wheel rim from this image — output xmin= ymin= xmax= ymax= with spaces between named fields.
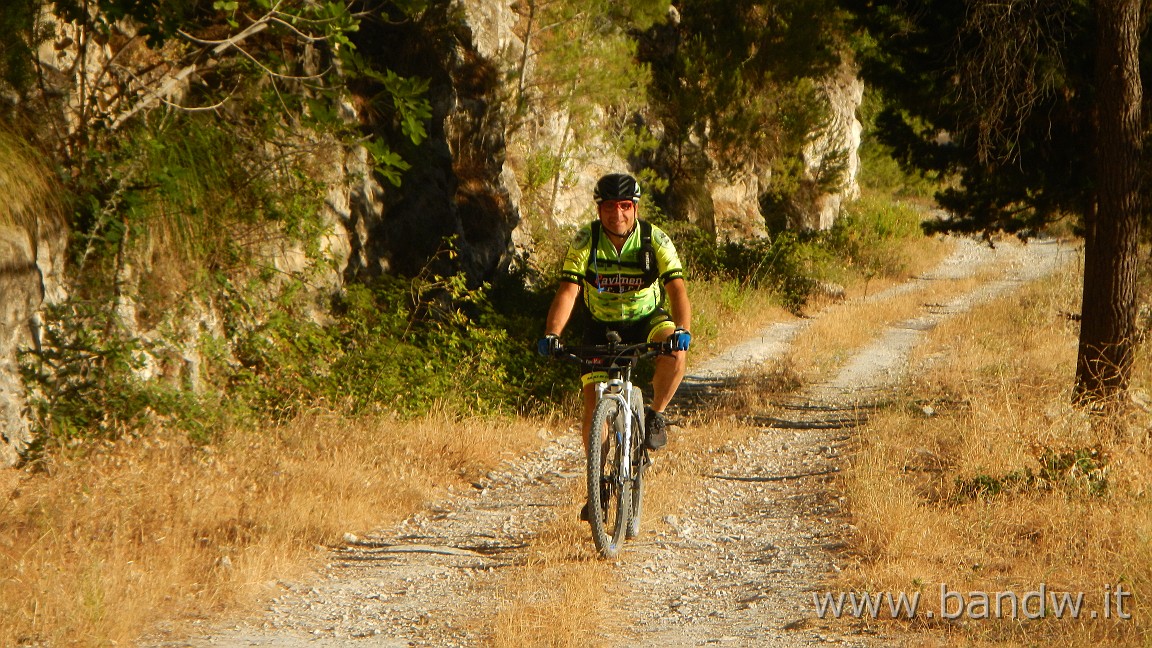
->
xmin=589 ymin=398 xmax=631 ymax=557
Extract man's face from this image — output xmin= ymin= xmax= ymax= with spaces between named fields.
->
xmin=597 ymin=199 xmax=637 ymax=234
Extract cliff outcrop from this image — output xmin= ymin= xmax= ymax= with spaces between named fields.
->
xmin=0 ymin=139 xmax=68 ymax=465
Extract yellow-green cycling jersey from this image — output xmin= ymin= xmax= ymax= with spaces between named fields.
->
xmin=559 ymin=219 xmax=685 ymax=323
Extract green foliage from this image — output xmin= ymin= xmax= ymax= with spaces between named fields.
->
xmin=18 ymin=301 xmax=212 ymax=451
xmin=954 ymin=447 xmax=1109 ymax=500
xmin=670 ymin=195 xmax=926 ymax=311
xmin=842 ymin=0 xmax=1097 ymax=234
xmin=855 ymin=88 xmax=940 ymax=199
xmin=511 ymin=0 xmax=656 ymax=221
xmin=219 ymin=241 xmax=576 ymax=422
xmin=641 ymin=1 xmax=844 ymax=160
xmin=671 ymin=225 xmax=829 ymax=311
xmin=7 ymin=0 xmax=432 ymax=205
xmin=21 ymin=242 xmax=575 ymax=447
xmin=955 ymin=469 xmax=1036 ymax=500
xmin=342 ymin=50 xmax=433 ymax=144
xmin=362 ymin=139 xmax=414 ymax=187
xmin=69 ymin=112 xmax=330 ymax=315
xmin=0 ymin=0 xmax=43 ymax=98
xmin=634 ymin=0 xmax=856 ymax=232
xmin=824 ymin=197 xmax=923 ymax=278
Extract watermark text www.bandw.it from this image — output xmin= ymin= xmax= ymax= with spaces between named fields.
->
xmin=812 ymin=584 xmax=1132 ymax=620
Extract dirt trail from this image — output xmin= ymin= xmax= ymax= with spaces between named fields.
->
xmin=146 ymin=237 xmax=1074 ymax=648
xmin=618 ymin=238 xmax=1070 ymax=647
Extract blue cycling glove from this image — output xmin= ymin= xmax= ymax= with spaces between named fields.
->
xmin=669 ymin=328 xmax=692 ymax=352
xmin=537 ymin=334 xmax=561 ymax=358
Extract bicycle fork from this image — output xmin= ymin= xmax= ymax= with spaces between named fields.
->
xmin=596 ymin=378 xmax=635 ymax=482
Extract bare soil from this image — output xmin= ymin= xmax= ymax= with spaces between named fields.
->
xmin=144 ymin=236 xmax=1073 ymax=647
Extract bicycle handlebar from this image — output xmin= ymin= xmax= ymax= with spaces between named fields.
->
xmin=551 ymin=339 xmax=673 ymax=366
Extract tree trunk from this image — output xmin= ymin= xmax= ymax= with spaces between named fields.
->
xmin=1074 ymin=0 xmax=1143 ymax=404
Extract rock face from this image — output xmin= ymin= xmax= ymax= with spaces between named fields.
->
xmin=709 ymin=169 xmax=772 ymax=240
xmin=350 ymin=0 xmax=523 ymax=283
xmin=798 ymin=64 xmax=864 ymax=231
xmin=711 ymin=64 xmax=864 ymax=238
xmin=0 ymin=187 xmax=68 ymax=467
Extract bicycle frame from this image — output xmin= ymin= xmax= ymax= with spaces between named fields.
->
xmin=594 ymin=368 xmax=639 ymax=483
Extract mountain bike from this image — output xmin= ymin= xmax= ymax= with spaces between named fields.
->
xmin=553 ymin=332 xmax=672 ymax=558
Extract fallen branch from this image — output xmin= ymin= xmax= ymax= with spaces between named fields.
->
xmin=360 ymin=544 xmax=487 ymax=558
xmin=708 ymin=467 xmax=839 ymax=483
xmin=109 ymin=19 xmax=270 ymax=130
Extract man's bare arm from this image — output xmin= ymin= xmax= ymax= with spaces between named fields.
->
xmin=545 ymin=281 xmax=582 ymax=336
xmin=665 ymin=278 xmax=692 ymax=332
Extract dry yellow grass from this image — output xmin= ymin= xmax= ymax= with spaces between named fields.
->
xmin=785 ymin=250 xmax=997 ymax=382
xmin=483 ymin=495 xmax=622 ymax=647
xmin=0 ymin=409 xmax=546 ymax=646
xmin=839 ymin=256 xmax=1152 ymax=645
xmin=687 ymin=278 xmax=794 ymax=360
xmin=0 ymin=127 xmax=64 ymax=233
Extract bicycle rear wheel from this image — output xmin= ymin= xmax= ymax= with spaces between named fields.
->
xmin=627 ymin=387 xmax=647 ymax=539
xmin=588 ymin=396 xmax=632 ymax=558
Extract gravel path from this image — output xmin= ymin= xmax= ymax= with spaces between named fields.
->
xmin=613 ymin=238 xmax=1071 ymax=647
xmin=145 ymin=237 xmax=1074 ymax=647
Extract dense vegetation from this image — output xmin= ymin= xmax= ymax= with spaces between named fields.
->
xmin=1 ymin=0 xmax=929 ymax=456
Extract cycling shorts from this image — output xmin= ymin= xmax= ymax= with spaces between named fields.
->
xmin=579 ymin=309 xmax=676 ymax=387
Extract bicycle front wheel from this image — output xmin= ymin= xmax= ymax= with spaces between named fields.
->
xmin=588 ymin=396 xmax=632 ymax=558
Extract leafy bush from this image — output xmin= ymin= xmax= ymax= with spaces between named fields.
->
xmin=825 ymin=197 xmax=925 ymax=279
xmin=667 ymin=195 xmax=927 ymax=312
xmin=221 ymin=258 xmax=579 ymax=423
xmin=673 ymin=226 xmax=812 ymax=308
xmin=953 ymin=447 xmax=1109 ymax=501
xmin=19 ymin=302 xmax=213 ymax=453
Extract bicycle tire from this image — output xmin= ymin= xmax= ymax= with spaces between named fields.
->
xmin=627 ymin=387 xmax=647 ymax=539
xmin=588 ymin=396 xmax=632 ymax=558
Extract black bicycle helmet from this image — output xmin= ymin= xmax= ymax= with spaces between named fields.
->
xmin=593 ymin=173 xmax=642 ymax=204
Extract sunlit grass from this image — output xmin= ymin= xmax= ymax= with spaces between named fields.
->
xmin=0 ymin=410 xmax=546 ymax=646
xmin=688 ymin=278 xmax=794 ymax=361
xmin=838 ymin=255 xmax=1152 ymax=645
xmin=0 ymin=127 xmax=63 ymax=234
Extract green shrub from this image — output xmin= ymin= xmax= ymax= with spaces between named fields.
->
xmin=825 ymin=197 xmax=925 ymax=279
xmin=953 ymin=447 xmax=1109 ymax=501
xmin=220 ymin=259 xmax=580 ymax=422
xmin=19 ymin=301 xmax=213 ymax=453
xmin=672 ymin=225 xmax=833 ymax=311
xmin=667 ymin=195 xmax=928 ymax=312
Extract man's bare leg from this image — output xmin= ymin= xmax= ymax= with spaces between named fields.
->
xmin=581 ymin=347 xmax=684 ymax=450
xmin=649 ymin=350 xmax=686 ymax=413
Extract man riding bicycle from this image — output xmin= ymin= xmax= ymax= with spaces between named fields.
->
xmin=537 ymin=173 xmax=693 ymax=520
